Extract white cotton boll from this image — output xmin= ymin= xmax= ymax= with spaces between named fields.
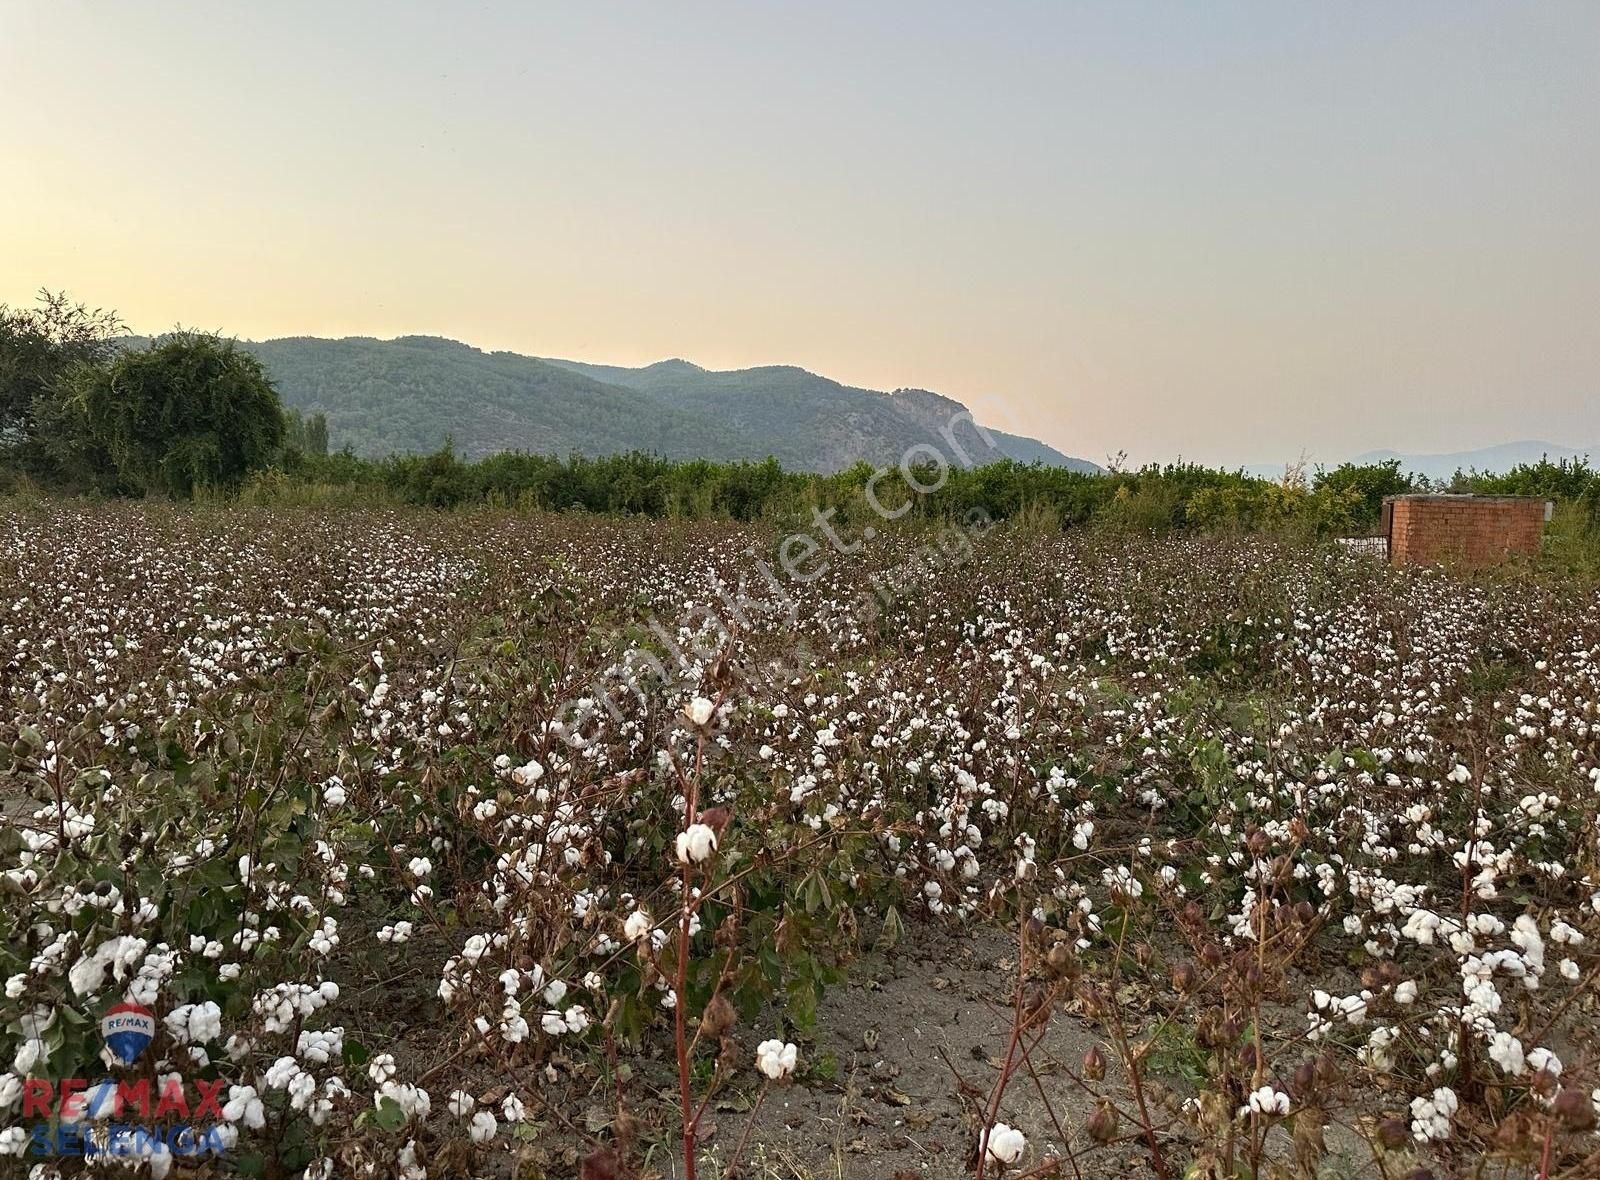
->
xmin=1393 ymin=980 xmax=1418 ymax=1005
xmin=1488 ymin=1032 xmax=1524 ymax=1076
xmin=264 ymin=1056 xmax=302 ymax=1090
xmin=286 ymin=1071 xmax=317 ymax=1111
xmin=541 ymin=1011 xmax=569 ymax=1036
xmin=447 ymin=1090 xmax=475 ymax=1117
xmin=469 ymin=1109 xmax=498 ymax=1143
xmin=676 ymin=823 xmax=718 ymax=863
xmin=188 ymin=1001 xmax=222 ymax=1043
xmin=1528 ymin=1046 xmax=1562 ymax=1076
xmin=397 ymin=1140 xmax=424 ymax=1180
xmin=684 ymin=697 xmax=716 ymax=727
xmin=755 ymin=1039 xmax=798 ymax=1080
xmin=145 ymin=1143 xmax=173 ymax=1180
xmin=1243 ymin=1086 xmax=1291 ymax=1117
xmin=376 ymin=1082 xmax=431 ymax=1121
xmin=511 ymin=758 xmax=544 ymax=786
xmin=1409 ymin=1086 xmax=1457 ymax=1141
xmin=68 ymin=947 xmax=110 ymax=997
xmin=623 ymin=910 xmax=651 ymax=942
xmin=984 ymin=1122 xmax=1026 ymax=1165
xmin=322 ymin=782 xmax=346 ymax=806
xmin=165 ymin=1004 xmax=197 ymax=1044
xmin=502 ymin=1093 xmax=526 ymax=1122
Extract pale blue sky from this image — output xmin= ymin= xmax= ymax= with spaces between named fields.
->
xmin=3 ymin=2 xmax=1596 ymax=464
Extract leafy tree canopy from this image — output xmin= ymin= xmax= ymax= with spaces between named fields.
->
xmin=0 ymin=289 xmax=123 ymax=453
xmin=49 ymin=331 xmax=286 ymax=497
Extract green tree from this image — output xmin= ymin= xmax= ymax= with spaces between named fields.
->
xmin=282 ymin=408 xmax=331 ymax=460
xmin=49 ymin=331 xmax=286 ymax=497
xmin=1312 ymin=460 xmax=1417 ymax=527
xmin=0 ymin=290 xmax=123 ymax=461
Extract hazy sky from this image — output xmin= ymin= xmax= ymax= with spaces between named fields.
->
xmin=3 ymin=3 xmax=1596 ymax=466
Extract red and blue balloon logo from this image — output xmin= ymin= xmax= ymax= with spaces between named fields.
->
xmin=101 ymin=1001 xmax=155 ymax=1065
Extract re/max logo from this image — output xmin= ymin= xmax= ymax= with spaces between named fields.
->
xmin=21 ymin=1077 xmax=227 ymax=1121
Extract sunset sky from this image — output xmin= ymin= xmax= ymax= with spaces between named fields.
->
xmin=3 ymin=2 xmax=1596 ymax=466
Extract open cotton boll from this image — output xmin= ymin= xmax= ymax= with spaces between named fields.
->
xmin=1243 ymin=1086 xmax=1291 ymax=1117
xmin=469 ymin=1109 xmax=498 ymax=1143
xmin=755 ymin=1039 xmax=798 ymax=1080
xmin=623 ymin=910 xmax=652 ymax=942
xmin=984 ymin=1122 xmax=1026 ymax=1164
xmin=675 ymin=823 xmax=718 ymax=863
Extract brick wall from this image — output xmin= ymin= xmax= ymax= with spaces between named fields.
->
xmin=1387 ymin=496 xmax=1545 ymax=566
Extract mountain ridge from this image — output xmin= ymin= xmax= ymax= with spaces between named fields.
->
xmin=1245 ymin=440 xmax=1595 ymax=482
xmin=239 ymin=335 xmax=1100 ymax=473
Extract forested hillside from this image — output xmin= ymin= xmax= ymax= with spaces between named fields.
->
xmin=245 ymin=336 xmax=764 ymax=461
xmin=241 ymin=335 xmax=1098 ymax=471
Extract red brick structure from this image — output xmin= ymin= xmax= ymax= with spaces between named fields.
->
xmin=1381 ymin=494 xmax=1549 ymax=566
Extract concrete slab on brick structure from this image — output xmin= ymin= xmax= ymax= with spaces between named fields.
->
xmin=1382 ymin=494 xmax=1550 ymax=566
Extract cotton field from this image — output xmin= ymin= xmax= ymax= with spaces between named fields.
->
xmin=2 ymin=503 xmax=1599 ymax=1180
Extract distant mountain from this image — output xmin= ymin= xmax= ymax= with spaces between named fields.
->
xmin=240 ymin=335 xmax=1099 ymax=473
xmin=1243 ymin=440 xmax=1595 ymax=483
xmin=1350 ymin=441 xmax=1594 ymax=482
xmin=244 ymin=337 xmax=762 ymax=462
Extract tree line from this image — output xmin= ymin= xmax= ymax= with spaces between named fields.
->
xmin=243 ymin=444 xmax=1436 ymax=537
